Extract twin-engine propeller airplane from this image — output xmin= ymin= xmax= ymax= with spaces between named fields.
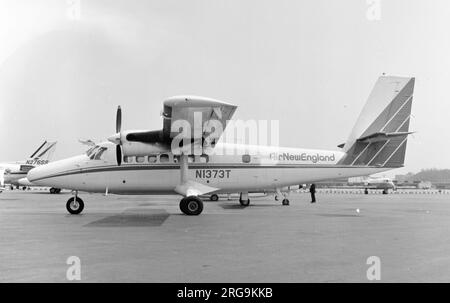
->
xmin=28 ymin=75 xmax=415 ymax=215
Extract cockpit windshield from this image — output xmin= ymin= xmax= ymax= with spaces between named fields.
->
xmin=86 ymin=146 xmax=108 ymax=160
xmin=86 ymin=146 xmax=97 ymax=157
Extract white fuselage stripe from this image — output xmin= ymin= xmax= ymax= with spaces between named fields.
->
xmin=381 ymin=96 xmax=412 ymax=132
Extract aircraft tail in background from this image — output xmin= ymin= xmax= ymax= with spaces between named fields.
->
xmin=25 ymin=141 xmax=57 ymax=165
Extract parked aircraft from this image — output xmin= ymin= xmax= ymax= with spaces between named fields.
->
xmin=28 ymin=76 xmax=415 ymax=215
xmin=0 ymin=141 xmax=61 ymax=193
xmin=348 ymin=175 xmax=396 ymax=194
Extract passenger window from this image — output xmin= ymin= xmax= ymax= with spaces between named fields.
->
xmin=188 ymin=155 xmax=195 ymax=163
xmin=136 ymin=156 xmax=145 ymax=163
xmin=200 ymin=155 xmax=209 ymax=163
xmin=148 ymin=155 xmax=157 ymax=163
xmin=242 ymin=154 xmax=251 ymax=163
xmin=160 ymin=154 xmax=169 ymax=163
xmin=173 ymin=155 xmax=179 ymax=163
xmin=124 ymin=156 xmax=133 ymax=163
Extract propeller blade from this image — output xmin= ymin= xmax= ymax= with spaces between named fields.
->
xmin=116 ymin=106 xmax=122 ymax=134
xmin=116 ymin=145 xmax=122 ymax=166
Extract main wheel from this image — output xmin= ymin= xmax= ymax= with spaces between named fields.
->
xmin=210 ymin=194 xmax=219 ymax=201
xmin=66 ymin=197 xmax=84 ymax=215
xmin=50 ymin=187 xmax=56 ymax=194
xmin=239 ymin=198 xmax=250 ymax=206
xmin=282 ymin=199 xmax=290 ymax=206
xmin=180 ymin=196 xmax=204 ymax=215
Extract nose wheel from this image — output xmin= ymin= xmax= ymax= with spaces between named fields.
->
xmin=66 ymin=196 xmax=84 ymax=215
xmin=179 ymin=196 xmax=204 ymax=215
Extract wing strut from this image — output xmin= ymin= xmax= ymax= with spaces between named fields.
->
xmin=174 ymin=154 xmax=218 ymax=197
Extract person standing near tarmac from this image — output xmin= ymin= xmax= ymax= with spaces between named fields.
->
xmin=310 ymin=184 xmax=316 ymax=203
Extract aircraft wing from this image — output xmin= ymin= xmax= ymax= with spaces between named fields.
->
xmin=162 ymin=96 xmax=237 ymax=148
xmin=78 ymin=139 xmax=96 ymax=147
xmin=174 ymin=180 xmax=219 ymax=196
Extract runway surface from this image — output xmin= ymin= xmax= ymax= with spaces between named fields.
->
xmin=1 ymin=189 xmax=450 ymax=282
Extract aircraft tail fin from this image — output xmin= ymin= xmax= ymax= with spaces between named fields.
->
xmin=339 ymin=76 xmax=415 ymax=168
xmin=26 ymin=141 xmax=57 ymax=163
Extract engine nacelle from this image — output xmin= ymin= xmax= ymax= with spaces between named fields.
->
xmin=122 ymin=141 xmax=171 ymax=157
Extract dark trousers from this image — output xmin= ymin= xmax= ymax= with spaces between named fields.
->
xmin=310 ymin=192 xmax=316 ymax=202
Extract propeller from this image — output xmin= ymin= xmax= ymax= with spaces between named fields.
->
xmin=116 ymin=106 xmax=122 ymax=166
xmin=116 ymin=144 xmax=122 ymax=166
xmin=116 ymin=106 xmax=122 ymax=133
xmin=108 ymin=106 xmax=123 ymax=166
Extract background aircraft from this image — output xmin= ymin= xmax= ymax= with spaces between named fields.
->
xmin=0 ymin=141 xmax=61 ymax=193
xmin=28 ymin=75 xmax=415 ymax=215
xmin=348 ymin=175 xmax=396 ymax=194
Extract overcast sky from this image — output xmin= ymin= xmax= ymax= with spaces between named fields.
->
xmin=0 ymin=0 xmax=449 ymax=176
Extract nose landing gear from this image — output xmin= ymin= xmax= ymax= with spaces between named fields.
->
xmin=66 ymin=192 xmax=84 ymax=215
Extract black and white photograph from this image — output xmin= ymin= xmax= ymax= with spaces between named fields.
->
xmin=0 ymin=0 xmax=449 ymax=292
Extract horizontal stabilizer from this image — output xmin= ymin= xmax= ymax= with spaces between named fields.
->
xmin=357 ymin=132 xmax=414 ymax=144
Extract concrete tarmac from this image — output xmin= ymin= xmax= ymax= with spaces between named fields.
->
xmin=1 ymin=190 xmax=450 ymax=282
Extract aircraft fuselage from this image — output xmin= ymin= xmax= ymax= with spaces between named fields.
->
xmin=28 ymin=142 xmax=390 ymax=194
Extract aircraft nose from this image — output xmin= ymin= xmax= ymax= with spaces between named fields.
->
xmin=27 ymin=165 xmax=51 ymax=184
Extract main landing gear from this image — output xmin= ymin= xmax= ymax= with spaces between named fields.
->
xmin=239 ymin=192 xmax=250 ymax=206
xmin=66 ymin=191 xmax=84 ymax=215
xmin=276 ymin=188 xmax=290 ymax=206
xmin=179 ymin=196 xmax=204 ymax=215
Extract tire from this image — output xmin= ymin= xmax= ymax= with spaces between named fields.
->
xmin=210 ymin=194 xmax=219 ymax=202
xmin=282 ymin=199 xmax=290 ymax=206
xmin=180 ymin=196 xmax=204 ymax=215
xmin=239 ymin=198 xmax=250 ymax=207
xmin=50 ymin=188 xmax=56 ymax=194
xmin=66 ymin=197 xmax=84 ymax=215
xmin=55 ymin=188 xmax=61 ymax=194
